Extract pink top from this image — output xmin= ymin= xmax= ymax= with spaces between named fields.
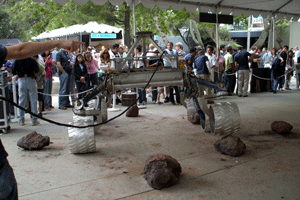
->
xmin=85 ymin=59 xmax=98 ymax=74
xmin=215 ymin=56 xmax=225 ymax=73
xmin=44 ymin=58 xmax=53 ymax=78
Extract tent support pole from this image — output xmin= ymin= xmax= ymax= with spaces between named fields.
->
xmin=247 ymin=16 xmax=251 ymax=51
xmin=215 ymin=7 xmax=219 ymax=83
xmin=273 ymin=14 xmax=275 ymax=47
xmin=80 ymin=32 xmax=82 ymax=53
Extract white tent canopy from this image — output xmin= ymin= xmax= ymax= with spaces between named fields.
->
xmin=32 ymin=21 xmax=123 ymax=40
xmin=32 ymin=0 xmax=300 ymax=20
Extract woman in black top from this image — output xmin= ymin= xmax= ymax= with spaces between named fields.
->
xmin=72 ymin=54 xmax=87 ymax=98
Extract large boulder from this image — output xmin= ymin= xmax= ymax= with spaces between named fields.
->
xmin=271 ymin=121 xmax=293 ymax=135
xmin=143 ymin=154 xmax=182 ymax=190
xmin=17 ymin=131 xmax=50 ymax=150
xmin=126 ymin=104 xmax=139 ymax=117
xmin=214 ymin=135 xmax=246 ymax=157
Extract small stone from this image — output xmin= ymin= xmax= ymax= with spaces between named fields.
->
xmin=214 ymin=135 xmax=246 ymax=157
xmin=188 ymin=111 xmax=200 ymax=124
xmin=17 ymin=131 xmax=50 ymax=150
xmin=271 ymin=121 xmax=293 ymax=135
xmin=143 ymin=154 xmax=182 ymax=190
xmin=126 ymin=104 xmax=139 ymax=117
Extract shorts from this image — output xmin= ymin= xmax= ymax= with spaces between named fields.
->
xmin=38 ymin=89 xmax=44 ymax=101
xmin=157 ymin=87 xmax=164 ymax=93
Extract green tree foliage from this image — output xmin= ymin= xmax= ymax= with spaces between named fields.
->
xmin=233 ymin=13 xmax=248 ymax=30
xmin=275 ymin=18 xmax=290 ymax=33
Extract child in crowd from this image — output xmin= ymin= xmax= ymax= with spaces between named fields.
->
xmin=156 ymin=86 xmax=165 ymax=104
xmin=73 ymin=54 xmax=87 ymax=99
xmin=186 ymin=57 xmax=194 ymax=73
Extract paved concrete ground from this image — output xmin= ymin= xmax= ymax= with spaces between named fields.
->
xmin=1 ymin=78 xmax=300 ymax=200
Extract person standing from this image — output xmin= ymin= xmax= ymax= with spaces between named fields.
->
xmin=56 ymin=48 xmax=73 ymax=110
xmin=33 ymin=55 xmax=46 ymax=117
xmin=284 ymin=50 xmax=294 ymax=90
xmin=184 ymin=47 xmax=197 ymax=67
xmin=109 ymin=43 xmax=121 ymax=71
xmin=84 ymin=52 xmax=99 ymax=87
xmin=224 ymin=46 xmax=236 ymax=96
xmin=133 ymin=45 xmax=147 ymax=104
xmin=73 ymin=54 xmax=87 ymax=99
xmin=175 ymin=42 xmax=186 ymax=58
xmin=220 ymin=44 xmax=227 ymax=56
xmin=234 ymin=47 xmax=251 ymax=97
xmin=194 ymin=50 xmax=211 ymax=97
xmin=164 ymin=41 xmax=180 ymax=104
xmin=12 ymin=57 xmax=40 ymax=126
xmin=42 ymin=51 xmax=55 ymax=111
xmin=270 ymin=47 xmax=283 ymax=93
xmin=205 ymin=45 xmax=217 ymax=82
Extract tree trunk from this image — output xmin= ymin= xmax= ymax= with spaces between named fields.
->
xmin=153 ymin=16 xmax=168 ymax=45
xmin=252 ymin=17 xmax=271 ymax=49
xmin=176 ymin=28 xmax=189 ymax=48
xmin=124 ymin=5 xmax=131 ymax=48
xmin=190 ymin=20 xmax=204 ymax=47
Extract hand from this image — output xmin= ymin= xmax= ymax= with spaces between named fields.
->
xmin=59 ymin=40 xmax=85 ymax=52
xmin=37 ymin=81 xmax=42 ymax=86
xmin=80 ymin=76 xmax=85 ymax=83
xmin=270 ymin=62 xmax=273 ymax=65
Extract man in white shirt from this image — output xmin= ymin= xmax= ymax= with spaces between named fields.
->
xmin=109 ymin=43 xmax=121 ymax=70
xmin=205 ymin=45 xmax=217 ymax=82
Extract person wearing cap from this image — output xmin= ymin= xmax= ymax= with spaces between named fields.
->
xmin=5 ymin=61 xmax=18 ymax=116
xmin=224 ymin=46 xmax=236 ymax=96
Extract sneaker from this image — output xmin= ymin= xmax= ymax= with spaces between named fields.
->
xmin=142 ymin=101 xmax=147 ymax=105
xmin=18 ymin=120 xmax=25 ymax=126
xmin=156 ymin=100 xmax=161 ymax=104
xmin=38 ymin=112 xmax=43 ymax=117
xmin=59 ymin=107 xmax=67 ymax=110
xmin=32 ymin=120 xmax=40 ymax=126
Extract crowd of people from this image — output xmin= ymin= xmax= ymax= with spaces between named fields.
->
xmin=2 ymin=41 xmax=300 ymax=126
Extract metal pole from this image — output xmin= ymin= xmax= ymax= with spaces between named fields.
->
xmin=133 ymin=0 xmax=136 ymax=37
xmin=273 ymin=14 xmax=275 ymax=47
xmin=247 ymin=16 xmax=251 ymax=51
xmin=215 ymin=8 xmax=219 ymax=82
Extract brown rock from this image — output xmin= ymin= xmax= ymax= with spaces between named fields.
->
xmin=271 ymin=121 xmax=293 ymax=135
xmin=17 ymin=131 xmax=50 ymax=150
xmin=143 ymin=154 xmax=182 ymax=190
xmin=214 ymin=135 xmax=246 ymax=157
xmin=126 ymin=104 xmax=139 ymax=117
xmin=188 ymin=111 xmax=200 ymax=124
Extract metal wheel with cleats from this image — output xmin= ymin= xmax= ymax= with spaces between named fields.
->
xmin=209 ymin=102 xmax=240 ymax=136
xmin=68 ymin=116 xmax=96 ymax=154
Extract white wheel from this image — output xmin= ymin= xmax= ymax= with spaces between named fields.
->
xmin=68 ymin=116 xmax=96 ymax=154
xmin=210 ymin=102 xmax=240 ymax=136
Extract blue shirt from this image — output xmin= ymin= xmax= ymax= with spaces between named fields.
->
xmin=184 ymin=53 xmax=196 ymax=65
xmin=234 ymin=51 xmax=251 ymax=70
xmin=194 ymin=55 xmax=209 ymax=75
xmin=52 ymin=50 xmax=59 ymax=62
